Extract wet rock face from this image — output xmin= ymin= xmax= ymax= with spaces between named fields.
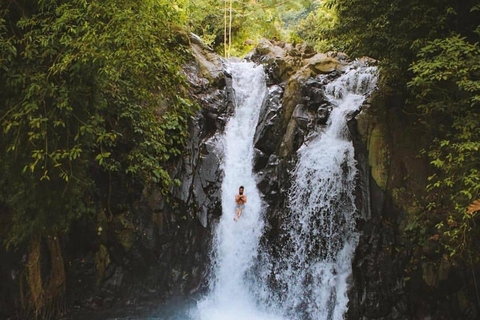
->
xmin=248 ymin=41 xmax=347 ymax=263
xmin=59 ymin=34 xmax=234 ymax=312
xmin=248 ymin=40 xmax=479 ymax=320
xmin=254 ymin=85 xmax=284 ymax=157
xmin=347 ymin=93 xmax=480 ymax=320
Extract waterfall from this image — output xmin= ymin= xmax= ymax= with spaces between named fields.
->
xmin=196 ymin=62 xmax=281 ymax=320
xmin=194 ymin=61 xmax=377 ymax=320
xmin=271 ymin=64 xmax=378 ymax=319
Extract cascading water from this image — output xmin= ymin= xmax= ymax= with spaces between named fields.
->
xmin=196 ymin=62 xmax=281 ymax=320
xmin=269 ymin=63 xmax=378 ymax=320
xmin=193 ymin=61 xmax=377 ymax=320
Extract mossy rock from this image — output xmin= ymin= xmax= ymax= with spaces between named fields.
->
xmin=97 ymin=210 xmax=109 ymax=243
xmin=117 ymin=230 xmax=135 ymax=251
xmin=422 ymin=261 xmax=438 ymax=287
xmin=305 ymin=53 xmax=342 ymax=74
xmin=113 ymin=214 xmax=136 ymax=251
xmin=392 ymin=187 xmax=422 ymax=216
xmin=189 ymin=34 xmax=224 ymax=86
xmin=95 ymin=244 xmax=110 ymax=279
xmin=367 ymin=125 xmax=390 ymax=190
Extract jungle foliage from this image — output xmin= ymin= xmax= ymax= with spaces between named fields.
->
xmin=310 ymin=0 xmax=480 ymax=260
xmin=409 ymin=35 xmax=480 ymax=258
xmin=0 ymin=0 xmax=193 ymax=247
xmin=1 ymin=0 xmax=195 ymax=317
xmin=185 ymin=0 xmax=318 ymax=56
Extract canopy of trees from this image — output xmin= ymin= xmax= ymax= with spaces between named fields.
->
xmin=327 ymin=0 xmax=480 ymax=260
xmin=1 ymin=0 xmax=193 ymax=248
xmin=1 ymin=0 xmax=193 ymax=316
xmin=185 ymin=0 xmax=319 ymax=56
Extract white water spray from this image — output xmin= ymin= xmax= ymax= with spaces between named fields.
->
xmin=194 ymin=61 xmax=377 ymax=320
xmin=196 ymin=62 xmax=282 ymax=320
xmin=271 ymin=64 xmax=378 ymax=320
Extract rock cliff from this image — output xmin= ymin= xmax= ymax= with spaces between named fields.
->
xmin=0 ymin=34 xmax=232 ymax=318
xmin=247 ymin=39 xmax=480 ymax=320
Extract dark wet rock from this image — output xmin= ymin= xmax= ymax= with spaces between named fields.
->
xmin=279 ymin=118 xmax=303 ymax=158
xmin=307 ymin=87 xmax=326 ymax=109
xmin=253 ymin=148 xmax=268 ymax=172
xmin=292 ymin=104 xmax=310 ymax=129
xmin=317 ymin=104 xmax=330 ymax=124
xmin=253 ymin=85 xmax=284 ymax=157
xmin=103 ymin=266 xmax=124 ymax=291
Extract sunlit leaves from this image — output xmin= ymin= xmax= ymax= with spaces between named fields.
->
xmin=186 ymin=0 xmax=315 ymax=55
xmin=409 ymin=35 xmax=480 ymax=258
xmin=0 ymin=0 xmax=194 ymax=246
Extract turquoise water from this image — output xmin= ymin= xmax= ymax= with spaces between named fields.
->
xmin=64 ymin=297 xmax=196 ymax=320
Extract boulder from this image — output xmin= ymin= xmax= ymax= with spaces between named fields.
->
xmin=253 ymin=85 xmax=284 ymax=156
xmin=327 ymin=51 xmax=350 ymax=62
xmin=357 ymin=56 xmax=377 ymax=66
xmin=316 ymin=104 xmax=330 ymax=125
xmin=305 ymin=53 xmax=342 ymax=74
xmin=244 ymin=39 xmax=255 ymax=46
xmin=292 ymin=104 xmax=310 ymax=130
xmin=250 ymin=39 xmax=295 ymax=82
xmin=189 ymin=33 xmax=225 ymax=87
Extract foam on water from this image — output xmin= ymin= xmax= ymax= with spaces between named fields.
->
xmin=268 ymin=64 xmax=378 ymax=320
xmin=196 ymin=62 xmax=282 ymax=320
xmin=195 ymin=61 xmax=377 ymax=320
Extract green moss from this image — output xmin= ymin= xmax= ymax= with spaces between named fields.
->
xmin=113 ymin=214 xmax=136 ymax=251
xmin=367 ymin=125 xmax=389 ymax=190
xmin=95 ymin=244 xmax=110 ymax=280
xmin=392 ymin=187 xmax=422 ymax=216
xmin=422 ymin=262 xmax=439 ymax=287
xmin=118 ymin=230 xmax=135 ymax=251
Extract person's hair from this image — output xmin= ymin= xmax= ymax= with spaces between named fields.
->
xmin=239 ymin=186 xmax=244 ymax=189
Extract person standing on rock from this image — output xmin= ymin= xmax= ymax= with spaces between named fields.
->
xmin=234 ymin=186 xmax=247 ymax=222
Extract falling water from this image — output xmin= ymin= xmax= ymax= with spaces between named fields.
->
xmin=271 ymin=64 xmax=378 ymax=320
xmin=193 ymin=61 xmax=377 ymax=320
xmin=196 ymin=62 xmax=282 ymax=320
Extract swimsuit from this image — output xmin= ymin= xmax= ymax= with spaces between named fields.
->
xmin=235 ymin=204 xmax=245 ymax=209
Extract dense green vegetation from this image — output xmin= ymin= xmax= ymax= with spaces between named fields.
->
xmin=185 ymin=0 xmax=317 ymax=56
xmin=1 ymin=0 xmax=192 ymax=247
xmin=1 ymin=0 xmax=192 ymax=316
xmin=324 ymin=0 xmax=480 ymax=260
xmin=409 ymin=35 xmax=480 ymax=258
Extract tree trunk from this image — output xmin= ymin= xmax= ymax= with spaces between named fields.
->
xmin=224 ymin=0 xmax=228 ymax=58
xmin=22 ymin=235 xmax=66 ymax=320
xmin=228 ymin=0 xmax=233 ymax=58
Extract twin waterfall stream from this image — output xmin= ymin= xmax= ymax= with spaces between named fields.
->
xmin=192 ymin=61 xmax=377 ymax=320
